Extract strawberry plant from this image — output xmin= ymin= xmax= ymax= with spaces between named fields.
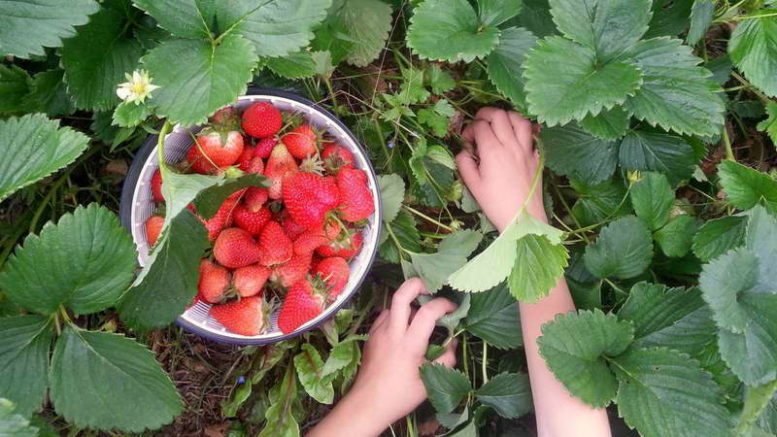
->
xmin=1 ymin=0 xmax=777 ymax=436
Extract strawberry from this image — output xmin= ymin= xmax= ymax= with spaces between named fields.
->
xmin=145 ymin=215 xmax=164 ymax=246
xmin=257 ymin=221 xmax=293 ymax=266
xmin=202 ymin=196 xmax=240 ymax=241
xmin=237 ymin=145 xmax=256 ymax=170
xmin=242 ymin=102 xmax=282 ymax=139
xmin=337 ymin=168 xmax=375 ymax=222
xmin=316 ymin=232 xmax=363 ymax=258
xmin=210 ymin=106 xmax=242 ymax=131
xmin=234 ymin=205 xmax=272 ymax=235
xmin=280 ymin=212 xmax=307 ymax=240
xmin=232 ymin=264 xmax=270 ymax=297
xmin=255 ymin=137 xmax=277 ymax=159
xmin=265 ymin=143 xmax=298 ymax=199
xmin=277 ymin=279 xmax=326 ymax=334
xmin=293 ymin=221 xmax=339 ymax=254
xmin=197 ymin=259 xmax=231 ymax=303
xmin=187 ymin=130 xmax=245 ymax=174
xmin=214 ymin=227 xmax=263 ymax=268
xmin=281 ymin=124 xmax=318 ymax=159
xmin=321 ymin=143 xmax=355 ymax=173
xmin=211 ymin=296 xmax=267 ymax=336
xmin=244 ymin=187 xmax=269 ymax=211
xmin=313 ymin=257 xmax=350 ymax=300
xmin=151 ymin=169 xmax=164 ymax=203
xmin=282 ymin=172 xmax=339 ymax=230
xmin=272 ymin=252 xmax=312 ymax=287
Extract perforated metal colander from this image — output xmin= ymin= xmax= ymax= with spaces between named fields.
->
xmin=119 ymin=90 xmax=382 ymax=345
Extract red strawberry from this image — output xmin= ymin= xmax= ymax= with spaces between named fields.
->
xmin=258 ymin=221 xmax=293 ymax=266
xmin=293 ymin=221 xmax=339 ymax=254
xmin=272 ymin=252 xmax=312 ymax=287
xmin=242 ymin=102 xmax=282 ymax=139
xmin=198 ymin=259 xmax=231 ymax=303
xmin=316 ymin=232 xmax=363 ymax=258
xmin=151 ymin=169 xmax=164 ymax=203
xmin=280 ymin=212 xmax=307 ymax=240
xmin=210 ymin=106 xmax=241 ymax=131
xmin=244 ymin=187 xmax=269 ymax=211
xmin=238 ymin=145 xmax=256 ymax=170
xmin=265 ymin=143 xmax=298 ymax=199
xmin=145 ymin=215 xmax=164 ymax=246
xmin=214 ymin=228 xmax=262 ymax=268
xmin=202 ymin=196 xmax=240 ymax=241
xmin=234 ymin=205 xmax=272 ymax=235
xmin=313 ymin=257 xmax=350 ymax=300
xmin=211 ymin=296 xmax=267 ymax=336
xmin=232 ymin=264 xmax=270 ymax=297
xmin=282 ymin=172 xmax=339 ymax=230
xmin=337 ymin=168 xmax=375 ymax=222
xmin=255 ymin=137 xmax=277 ymax=159
xmin=187 ymin=131 xmax=245 ymax=174
xmin=281 ymin=124 xmax=318 ymax=159
xmin=277 ymin=279 xmax=326 ymax=334
xmin=321 ymin=143 xmax=355 ymax=173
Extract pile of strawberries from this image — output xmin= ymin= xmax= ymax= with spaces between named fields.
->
xmin=144 ymin=102 xmax=374 ymax=336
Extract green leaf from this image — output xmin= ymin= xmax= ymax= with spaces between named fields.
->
xmin=655 ymin=215 xmax=698 ymax=258
xmin=548 ymin=0 xmax=652 ymax=61
xmin=612 ymin=348 xmax=732 ymax=437
xmin=321 ymin=335 xmax=366 ymax=377
xmin=508 ymin=234 xmax=569 ymax=303
xmin=132 ymin=0 xmax=212 ymax=39
xmin=427 ymin=64 xmax=456 ymax=94
xmin=0 ymin=398 xmax=38 ymax=437
xmin=112 ymin=101 xmax=152 ymax=128
xmin=142 ymin=35 xmax=257 ymax=126
xmin=699 ymin=248 xmax=777 ymax=384
xmin=407 ymin=0 xmax=500 ymax=63
xmin=0 ymin=0 xmax=99 ymax=58
xmin=476 ymin=373 xmax=532 ymax=419
xmin=571 ymin=178 xmax=630 ymax=226
xmin=266 ymin=51 xmax=317 ymax=79
xmin=378 ymin=174 xmax=405 ymax=224
xmin=449 ymin=212 xmax=565 ymax=293
xmin=692 ymin=215 xmax=747 ymax=262
xmin=486 ymin=27 xmax=538 ymax=110
xmin=757 ymin=102 xmax=777 ymax=145
xmin=757 ymin=390 xmax=777 ymax=434
xmin=580 ymin=107 xmax=630 ymax=140
xmin=618 ymin=129 xmax=697 ymax=183
xmin=61 ymin=2 xmax=143 ymax=110
xmin=523 ymin=36 xmax=642 ymax=126
xmin=420 ymin=363 xmax=472 ymax=414
xmin=379 ymin=210 xmax=422 ymax=263
xmin=729 ymin=13 xmax=777 ymax=97
xmin=0 ymin=65 xmax=31 ymax=115
xmin=566 ymin=251 xmax=602 ymax=310
xmin=0 ymin=114 xmax=89 ymax=201
xmin=118 ymin=210 xmax=208 ymax=330
xmin=339 ymin=0 xmax=393 ymax=67
xmin=418 ymin=107 xmax=451 ymax=137
xmin=0 ymin=204 xmax=136 ymax=315
xmin=464 ymin=283 xmax=522 ymax=349
xmin=294 ymin=344 xmax=335 ymax=404
xmin=21 ymin=69 xmax=75 ymax=117
xmin=512 ymin=0 xmax=557 ymax=38
xmin=618 ymin=37 xmax=725 ymax=137
xmin=406 ymin=230 xmax=483 ymax=293
xmin=478 ymin=0 xmax=523 ymax=27
xmin=617 ymin=282 xmax=715 ymax=356
xmin=584 ymin=215 xmax=654 ymax=279
xmin=738 ymin=381 xmax=777 ymax=437
xmin=718 ymin=160 xmax=777 ymax=213
xmin=190 ymin=174 xmax=267 ymax=220
xmin=687 ymin=0 xmax=715 ymax=45
xmin=646 ymin=0 xmax=693 ymax=38
xmin=537 ymin=309 xmax=634 ymax=407
xmin=630 ymin=172 xmax=674 ymax=230
xmin=50 ymin=326 xmax=181 ymax=431
xmin=0 ymin=316 xmax=53 ymax=417
xmin=259 ymin=366 xmax=300 ymax=437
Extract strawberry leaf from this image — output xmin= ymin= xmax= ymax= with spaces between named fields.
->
xmin=654 ymin=215 xmax=698 ymax=258
xmin=584 ymin=216 xmax=654 ymax=279
xmin=21 ymin=69 xmax=75 ymax=117
xmin=630 ymin=172 xmax=674 ymax=231
xmin=0 ymin=65 xmax=31 ymax=115
xmin=464 ymin=283 xmax=522 ymax=349
xmin=580 ymin=107 xmax=630 ymax=140
xmin=618 ymin=130 xmax=697 ymax=184
xmin=420 ymin=363 xmax=472 ymax=414
xmin=687 ymin=0 xmax=715 ymax=46
xmin=729 ymin=12 xmax=777 ymax=97
xmin=266 ymin=51 xmax=318 ymax=79
xmin=0 ymin=398 xmax=38 ymax=436
xmin=757 ymin=102 xmax=777 ymax=145
xmin=0 ymin=204 xmax=137 ymax=315
xmin=571 ymin=178 xmax=630 ymax=226
xmin=475 ymin=372 xmax=533 ymax=419
xmin=378 ymin=174 xmax=405 ymax=224
xmin=132 ymin=0 xmax=214 ymax=39
xmin=692 ymin=215 xmax=747 ymax=262
xmin=192 ymin=173 xmax=267 ymax=219
xmin=486 ymin=27 xmax=538 ymax=111
xmin=537 ymin=309 xmax=634 ymax=407
xmin=338 ymin=0 xmax=393 ymax=67
xmin=478 ymin=0 xmax=522 ymax=27
xmin=49 ymin=326 xmax=182 ymax=432
xmin=739 ymin=381 xmax=777 ymax=437
xmin=0 ymin=316 xmax=53 ymax=417
xmin=718 ymin=160 xmax=777 ymax=213
xmin=0 ymin=0 xmax=99 ymax=58
xmin=407 ymin=0 xmax=501 ymax=63
xmin=0 ymin=114 xmax=89 ymax=201
xmin=542 ymin=123 xmax=619 ymax=185
xmin=405 ymin=230 xmax=483 ymax=294
xmin=508 ymin=234 xmax=569 ymax=303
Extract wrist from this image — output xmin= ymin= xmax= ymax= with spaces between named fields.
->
xmin=310 ymin=387 xmax=391 ymax=437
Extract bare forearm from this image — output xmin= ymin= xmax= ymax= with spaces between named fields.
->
xmin=518 ymin=279 xmax=612 ymax=437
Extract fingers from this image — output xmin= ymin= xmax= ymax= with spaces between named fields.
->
xmin=433 ymin=339 xmax=458 ymax=368
xmin=456 ymin=151 xmax=480 ymax=190
xmin=507 ymin=112 xmax=534 ymax=153
xmin=469 ymin=120 xmax=500 ymax=157
xmin=475 ymin=107 xmax=520 ymax=149
xmin=388 ymin=278 xmax=427 ymax=335
xmin=370 ymin=309 xmax=390 ymax=334
xmin=406 ymin=297 xmax=458 ymax=352
xmin=460 ymin=124 xmax=476 ymax=155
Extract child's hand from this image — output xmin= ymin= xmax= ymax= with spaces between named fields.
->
xmin=307 ymin=278 xmax=457 ymax=436
xmin=456 ymin=107 xmax=546 ymax=231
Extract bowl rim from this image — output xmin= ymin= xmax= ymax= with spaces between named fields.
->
xmin=119 ymin=87 xmax=383 ymax=345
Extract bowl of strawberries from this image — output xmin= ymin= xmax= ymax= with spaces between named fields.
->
xmin=120 ymin=89 xmax=381 ymax=344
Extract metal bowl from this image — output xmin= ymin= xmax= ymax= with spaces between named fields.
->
xmin=120 ymin=89 xmax=382 ymax=345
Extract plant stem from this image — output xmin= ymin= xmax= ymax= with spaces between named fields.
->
xmin=403 ymin=205 xmax=453 ymax=232
xmin=481 ymin=341 xmax=489 ymax=384
xmin=722 ymin=128 xmax=736 ymax=161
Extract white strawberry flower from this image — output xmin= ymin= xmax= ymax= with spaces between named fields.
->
xmin=116 ymin=69 xmax=160 ymax=104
